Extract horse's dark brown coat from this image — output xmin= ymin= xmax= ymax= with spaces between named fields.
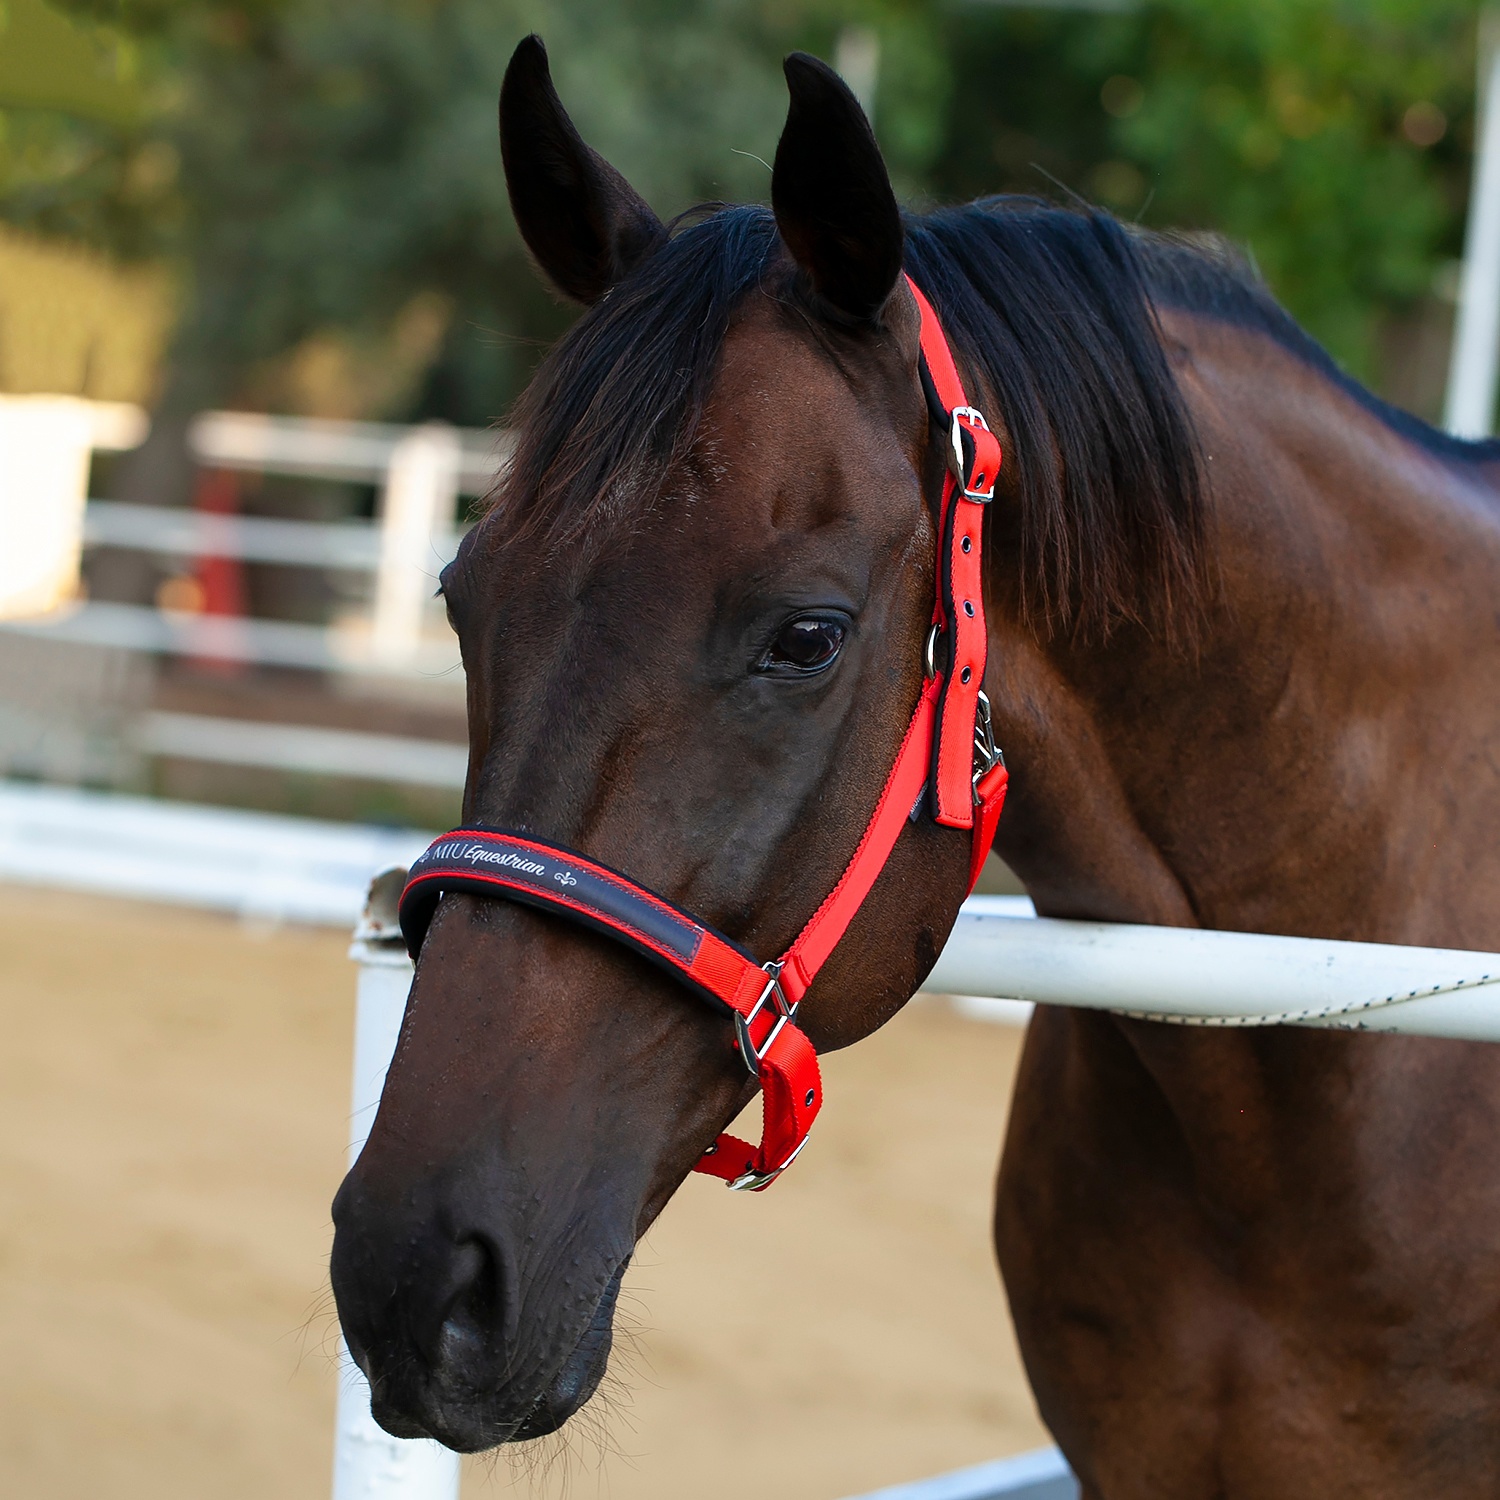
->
xmin=330 ymin=38 xmax=1500 ymax=1496
xmin=997 ymin=316 xmax=1500 ymax=1498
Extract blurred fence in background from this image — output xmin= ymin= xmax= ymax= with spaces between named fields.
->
xmin=0 ymin=404 xmax=507 ymax=824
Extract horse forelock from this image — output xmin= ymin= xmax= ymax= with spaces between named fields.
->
xmin=484 ymin=205 xmax=786 ymax=554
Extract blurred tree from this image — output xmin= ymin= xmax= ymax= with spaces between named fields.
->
xmin=934 ymin=0 xmax=1479 ymax=392
xmin=8 ymin=0 xmax=959 ymax=425
xmin=19 ymin=0 xmax=804 ymax=424
xmin=2 ymin=0 xmax=1488 ymax=422
xmin=0 ymin=0 xmax=175 ymax=256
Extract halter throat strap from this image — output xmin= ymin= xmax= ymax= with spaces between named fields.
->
xmin=397 ymin=275 xmax=1008 ymax=1191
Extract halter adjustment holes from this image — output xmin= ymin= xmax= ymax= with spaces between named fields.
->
xmin=961 ymin=536 xmax=972 ymax=554
xmin=755 ymin=612 xmax=849 ymax=677
xmin=960 ymin=666 xmax=972 ymax=684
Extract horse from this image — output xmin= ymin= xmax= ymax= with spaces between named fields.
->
xmin=330 ymin=35 xmax=1500 ymax=1498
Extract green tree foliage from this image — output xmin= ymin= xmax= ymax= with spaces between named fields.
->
xmin=936 ymin=0 xmax=1478 ymax=386
xmin=1 ymin=0 xmax=1488 ymax=419
xmin=26 ymin=0 xmax=804 ymax=418
xmin=0 ymin=0 xmax=177 ymax=255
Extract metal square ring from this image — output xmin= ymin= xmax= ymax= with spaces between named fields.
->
xmin=732 ymin=961 xmax=795 ymax=1078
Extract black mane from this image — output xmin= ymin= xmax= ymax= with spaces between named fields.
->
xmin=904 ymin=199 xmax=1205 ymax=633
xmin=1135 ymin=225 xmax=1500 ymax=467
xmin=493 ymin=195 xmax=1495 ymax=635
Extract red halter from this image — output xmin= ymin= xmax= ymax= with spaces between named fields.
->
xmin=398 ymin=276 xmax=1008 ymax=1190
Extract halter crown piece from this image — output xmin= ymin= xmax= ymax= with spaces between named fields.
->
xmin=398 ymin=275 xmax=1009 ymax=1190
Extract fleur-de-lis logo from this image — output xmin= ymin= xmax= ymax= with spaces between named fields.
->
xmin=554 ymin=870 xmax=578 ymax=888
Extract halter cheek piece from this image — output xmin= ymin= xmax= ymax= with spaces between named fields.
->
xmin=398 ymin=276 xmax=1009 ymax=1191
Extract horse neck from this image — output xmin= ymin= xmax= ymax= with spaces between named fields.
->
xmin=993 ymin=313 xmax=1500 ymax=953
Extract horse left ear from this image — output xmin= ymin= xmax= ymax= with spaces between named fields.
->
xmin=772 ymin=52 xmax=904 ymax=324
xmin=500 ymin=35 xmax=666 ymax=304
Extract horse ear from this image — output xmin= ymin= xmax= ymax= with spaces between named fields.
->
xmin=500 ymin=35 xmax=666 ymax=305
xmin=772 ymin=52 xmax=904 ymax=324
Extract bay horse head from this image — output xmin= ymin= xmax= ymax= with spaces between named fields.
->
xmin=331 ymin=32 xmax=1203 ymax=1452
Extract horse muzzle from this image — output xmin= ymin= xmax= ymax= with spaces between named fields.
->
xmin=330 ymin=1169 xmax=631 ymax=1451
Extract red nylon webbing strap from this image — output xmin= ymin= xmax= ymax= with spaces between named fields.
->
xmin=398 ymin=830 xmax=824 ymax=1192
xmin=778 ymin=677 xmax=941 ymax=1004
xmin=396 ymin=276 xmax=1010 ymax=1194
xmin=905 ymin=275 xmax=1002 ymax=831
xmin=969 ymin=762 xmax=1010 ymax=892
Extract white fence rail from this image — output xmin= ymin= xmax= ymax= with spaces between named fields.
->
xmin=190 ymin=410 xmax=504 ymax=493
xmin=3 ymin=595 xmax=463 ymax=677
xmin=83 ymin=500 xmax=411 ymax=570
xmin=928 ymin=901 xmax=1500 ymax=1042
xmin=1 ymin=408 xmax=506 ymax=679
xmin=0 ymin=779 xmax=429 ymax=925
xmin=839 ymin=1447 xmax=1076 ymax=1500
xmin=134 ymin=712 xmax=468 ymax=789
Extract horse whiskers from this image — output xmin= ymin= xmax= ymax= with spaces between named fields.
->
xmin=603 ymin=1295 xmax=656 ymax=1389
xmin=290 ymin=1284 xmax=345 ymax=1375
xmin=477 ymin=1323 xmax=645 ymax=1493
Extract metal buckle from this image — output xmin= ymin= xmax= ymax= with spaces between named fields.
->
xmin=732 ymin=960 xmax=796 ymax=1080
xmin=972 ymin=689 xmax=1004 ymax=802
xmin=949 ymin=406 xmax=995 ymax=503
xmin=728 ymin=1135 xmax=810 ymax=1192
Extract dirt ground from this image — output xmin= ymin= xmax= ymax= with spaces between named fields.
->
xmin=0 ymin=883 xmax=1050 ymax=1500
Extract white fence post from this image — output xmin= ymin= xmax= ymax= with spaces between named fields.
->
xmin=371 ymin=424 xmax=461 ymax=669
xmin=0 ymin=396 xmax=146 ymax=620
xmin=335 ymin=869 xmax=461 ymax=1500
xmin=1446 ymin=7 xmax=1500 ymax=437
xmin=834 ymin=25 xmax=880 ymax=125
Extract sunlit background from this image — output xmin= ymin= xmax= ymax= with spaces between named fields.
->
xmin=0 ymin=2 xmax=1489 ymax=1498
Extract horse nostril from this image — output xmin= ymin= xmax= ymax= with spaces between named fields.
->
xmin=426 ymin=1235 xmax=504 ymax=1373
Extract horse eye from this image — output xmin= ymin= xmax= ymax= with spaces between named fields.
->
xmin=757 ymin=614 xmax=847 ymax=676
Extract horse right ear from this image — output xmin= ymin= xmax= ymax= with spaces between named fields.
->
xmin=500 ymin=35 xmax=666 ymax=305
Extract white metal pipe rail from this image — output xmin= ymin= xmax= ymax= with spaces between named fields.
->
xmin=840 ymin=1447 xmax=1076 ymax=1500
xmin=925 ymin=898 xmax=1500 ymax=1041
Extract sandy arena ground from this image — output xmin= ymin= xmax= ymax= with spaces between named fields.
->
xmin=0 ymin=883 xmax=1050 ymax=1500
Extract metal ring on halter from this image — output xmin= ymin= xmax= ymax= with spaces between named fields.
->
xmin=731 ymin=960 xmax=795 ymax=1080
xmin=924 ymin=623 xmax=942 ymax=680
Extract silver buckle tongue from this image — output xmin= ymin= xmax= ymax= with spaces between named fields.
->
xmin=728 ymin=1135 xmax=810 ymax=1192
xmin=732 ymin=960 xmax=795 ymax=1080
